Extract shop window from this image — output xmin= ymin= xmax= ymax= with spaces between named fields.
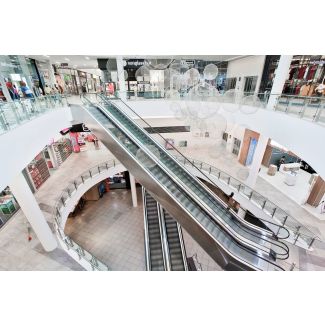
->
xmin=232 ymin=138 xmax=241 ymax=156
xmin=225 ymin=77 xmax=237 ymax=91
xmin=244 ymin=76 xmax=258 ymax=94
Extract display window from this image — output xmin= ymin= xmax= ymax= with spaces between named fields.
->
xmin=283 ymin=55 xmax=325 ymax=96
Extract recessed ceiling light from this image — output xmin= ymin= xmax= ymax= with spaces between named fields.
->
xmin=85 ymin=56 xmax=90 ymax=60
xmin=64 ymin=58 xmax=70 ymax=61
xmin=43 ymin=55 xmax=50 ymax=58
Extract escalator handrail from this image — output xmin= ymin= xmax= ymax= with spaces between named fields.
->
xmin=176 ymin=222 xmax=189 ymax=271
xmin=142 ymin=187 xmax=151 ymax=270
xmin=82 ymin=100 xmax=285 ymax=270
xmin=83 ymin=97 xmax=288 ymax=264
xmin=174 ymin=156 xmax=292 ymax=240
xmin=94 ymin=95 xmax=289 ymax=258
xmin=157 ymin=204 xmax=172 ymax=271
xmin=99 ymin=94 xmax=279 ymax=239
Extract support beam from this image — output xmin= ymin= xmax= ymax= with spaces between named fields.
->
xmin=267 ymin=55 xmax=293 ymax=110
xmin=245 ymin=134 xmax=269 ymax=188
xmin=10 ymin=172 xmax=57 ymax=252
xmin=130 ymin=173 xmax=138 ymax=207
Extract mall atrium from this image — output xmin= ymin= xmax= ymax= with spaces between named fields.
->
xmin=1 ymin=54 xmax=325 ymax=271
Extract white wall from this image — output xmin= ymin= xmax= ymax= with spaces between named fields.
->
xmin=226 ymin=55 xmax=266 ymax=93
xmin=124 ymin=100 xmax=325 ymax=179
xmin=0 ymin=107 xmax=72 ymax=190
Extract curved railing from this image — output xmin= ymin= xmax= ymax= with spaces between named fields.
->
xmin=0 ymin=94 xmax=68 ymax=136
xmin=53 ymin=159 xmax=124 ymax=271
xmin=173 ymin=155 xmax=320 ymax=249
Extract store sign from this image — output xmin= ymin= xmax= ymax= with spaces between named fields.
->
xmin=60 ymin=63 xmax=69 ymax=67
xmin=185 ymin=60 xmax=195 ymax=66
xmin=125 ymin=59 xmax=145 ymax=69
xmin=310 ymin=60 xmax=325 ymax=65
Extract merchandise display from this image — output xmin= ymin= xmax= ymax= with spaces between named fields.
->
xmin=52 ymin=138 xmax=73 ymax=165
xmin=27 ymin=153 xmax=51 ymax=189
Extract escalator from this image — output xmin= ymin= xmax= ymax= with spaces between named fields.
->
xmin=96 ymin=95 xmax=289 ymax=258
xmin=76 ymin=95 xmax=289 ymax=270
xmin=143 ymin=188 xmax=165 ymax=271
xmin=143 ymin=188 xmax=188 ymax=271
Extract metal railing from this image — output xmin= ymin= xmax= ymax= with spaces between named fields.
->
xmin=0 ymin=94 xmax=68 ymax=136
xmin=53 ymin=159 xmax=120 ymax=271
xmin=173 ymin=155 xmax=320 ymax=249
xmin=274 ymin=94 xmax=325 ymax=124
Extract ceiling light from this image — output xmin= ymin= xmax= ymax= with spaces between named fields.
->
xmin=64 ymin=58 xmax=70 ymax=61
xmin=85 ymin=56 xmax=90 ymax=60
xmin=43 ymin=55 xmax=50 ymax=58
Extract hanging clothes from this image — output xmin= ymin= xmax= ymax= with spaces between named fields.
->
xmin=297 ymin=66 xmax=307 ymax=79
xmin=307 ymin=65 xmax=317 ymax=80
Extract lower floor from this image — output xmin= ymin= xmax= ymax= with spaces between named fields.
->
xmin=65 ymin=187 xmax=222 ymax=271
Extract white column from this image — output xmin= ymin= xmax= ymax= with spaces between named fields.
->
xmin=129 ymin=173 xmax=138 ymax=207
xmin=116 ymin=56 xmax=126 ymax=100
xmin=46 ymin=60 xmax=56 ymax=87
xmin=245 ymin=134 xmax=269 ymax=188
xmin=10 ymin=172 xmax=58 ymax=252
xmin=267 ymin=55 xmax=293 ymax=110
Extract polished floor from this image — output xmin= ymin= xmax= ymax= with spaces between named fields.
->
xmin=1 ymin=124 xmax=325 ymax=270
xmin=65 ymin=187 xmax=222 ymax=271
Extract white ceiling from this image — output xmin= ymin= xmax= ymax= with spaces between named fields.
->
xmin=28 ymin=55 xmax=245 ymax=71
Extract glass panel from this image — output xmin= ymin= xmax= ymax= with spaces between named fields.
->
xmin=251 ymin=191 xmax=266 ymax=208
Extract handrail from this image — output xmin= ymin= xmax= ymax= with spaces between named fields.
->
xmin=95 ymin=94 xmax=290 ymax=258
xmin=174 ymin=155 xmax=320 ymax=247
xmin=158 ymin=204 xmax=171 ymax=271
xmin=82 ymin=95 xmax=289 ymax=268
xmin=53 ymin=159 xmax=120 ymax=271
xmin=142 ymin=187 xmax=151 ymax=271
xmin=177 ymin=223 xmax=189 ymax=271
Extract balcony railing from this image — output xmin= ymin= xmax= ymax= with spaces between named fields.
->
xmin=0 ymin=95 xmax=68 ymax=136
xmin=53 ymin=160 xmax=120 ymax=271
xmin=173 ymin=155 xmax=321 ymax=249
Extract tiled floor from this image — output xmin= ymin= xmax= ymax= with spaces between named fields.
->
xmin=65 ymin=188 xmax=146 ymax=271
xmin=65 ymin=187 xmax=222 ymax=271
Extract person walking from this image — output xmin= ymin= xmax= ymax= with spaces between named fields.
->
xmin=19 ymin=81 xmax=34 ymax=98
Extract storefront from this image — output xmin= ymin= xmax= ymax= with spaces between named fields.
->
xmin=283 ymin=55 xmax=325 ymax=96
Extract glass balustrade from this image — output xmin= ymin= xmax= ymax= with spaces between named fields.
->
xmin=0 ymin=95 xmax=68 ymax=135
xmin=54 ymin=159 xmax=117 ymax=271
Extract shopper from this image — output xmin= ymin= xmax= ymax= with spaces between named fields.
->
xmin=5 ymin=80 xmax=15 ymax=100
xmin=226 ymin=192 xmax=235 ymax=211
xmin=315 ymin=81 xmax=325 ymax=97
xmin=13 ymin=85 xmax=20 ymax=100
xmin=277 ymin=155 xmax=286 ymax=171
xmin=19 ymin=81 xmax=34 ymax=98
